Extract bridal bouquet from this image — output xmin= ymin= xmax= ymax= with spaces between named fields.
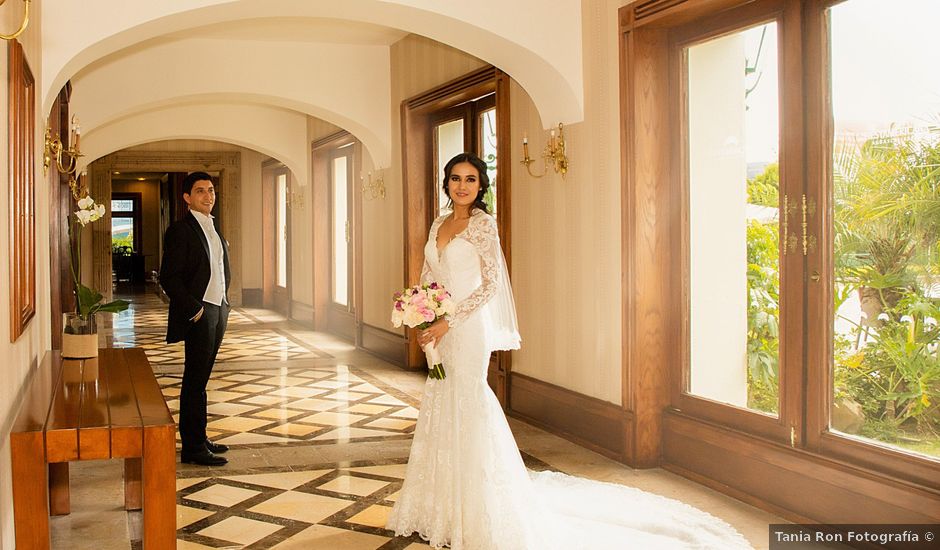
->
xmin=392 ymin=283 xmax=454 ymax=379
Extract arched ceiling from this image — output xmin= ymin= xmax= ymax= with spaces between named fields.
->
xmin=47 ymin=0 xmax=584 ymax=172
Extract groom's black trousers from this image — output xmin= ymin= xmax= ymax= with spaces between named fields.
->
xmin=179 ymin=301 xmax=229 ymax=453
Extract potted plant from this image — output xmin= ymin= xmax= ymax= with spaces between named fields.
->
xmin=63 ymin=195 xmax=129 ymax=358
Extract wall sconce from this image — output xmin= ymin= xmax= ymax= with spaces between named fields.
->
xmin=288 ymin=187 xmax=305 ymax=210
xmin=521 ymin=123 xmax=569 ymax=179
xmin=361 ymin=171 xmax=386 ymax=200
xmin=44 ymin=114 xmax=85 ymax=199
xmin=0 ymin=0 xmax=31 ymax=41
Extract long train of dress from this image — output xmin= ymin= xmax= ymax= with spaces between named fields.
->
xmin=387 ymin=211 xmax=753 ymax=549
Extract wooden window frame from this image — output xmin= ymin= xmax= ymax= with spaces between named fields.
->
xmin=430 ymin=94 xmax=497 ymax=219
xmin=669 ymin=0 xmax=803 ymax=445
xmin=801 ymin=0 xmax=940 ymax=489
xmin=624 ymin=0 xmax=939 ymax=494
xmin=8 ymin=39 xmax=36 ymax=342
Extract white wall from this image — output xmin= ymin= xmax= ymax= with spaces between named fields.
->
xmin=505 ymin=0 xmax=625 ymax=405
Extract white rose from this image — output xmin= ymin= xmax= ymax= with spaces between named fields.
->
xmin=403 ymin=309 xmax=425 ymax=328
xmin=440 ymin=298 xmax=455 ymax=314
xmin=391 ymin=309 xmax=404 ymax=328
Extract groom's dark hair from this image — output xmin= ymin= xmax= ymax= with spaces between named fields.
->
xmin=442 ymin=153 xmax=490 ymax=214
xmin=182 ymin=171 xmax=213 ymax=195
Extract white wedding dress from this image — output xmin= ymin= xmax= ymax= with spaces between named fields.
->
xmin=387 ymin=210 xmax=753 ymax=550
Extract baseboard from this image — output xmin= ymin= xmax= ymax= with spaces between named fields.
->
xmin=290 ymin=300 xmax=315 ymax=326
xmin=359 ymin=323 xmax=406 ymax=367
xmin=508 ymin=373 xmax=631 ymax=462
xmin=241 ymin=288 xmax=262 ymax=307
xmin=662 ymin=411 xmax=940 ymax=524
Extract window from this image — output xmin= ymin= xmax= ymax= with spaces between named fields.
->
xmin=431 ymin=94 xmax=498 ymax=218
xmin=331 ymin=146 xmax=353 ymax=307
xmin=663 ymin=0 xmax=938 ymax=489
xmin=675 ymin=10 xmax=797 ymax=443
xmin=276 ymin=172 xmax=288 ymax=288
xmin=822 ymin=0 xmax=940 ymax=461
xmin=110 ymin=195 xmax=141 ymax=254
xmin=686 ymin=22 xmax=782 ymax=416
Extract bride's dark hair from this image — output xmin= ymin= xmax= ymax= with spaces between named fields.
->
xmin=442 ymin=152 xmax=490 ymax=214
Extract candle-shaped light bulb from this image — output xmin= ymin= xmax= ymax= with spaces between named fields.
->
xmin=71 ymin=116 xmax=81 ymax=150
xmin=522 ymin=134 xmax=530 ymax=160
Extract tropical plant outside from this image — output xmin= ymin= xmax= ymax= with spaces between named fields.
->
xmin=745 ymin=130 xmax=940 ymax=457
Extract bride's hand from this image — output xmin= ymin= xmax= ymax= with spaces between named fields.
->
xmin=419 ymin=319 xmax=450 ymax=347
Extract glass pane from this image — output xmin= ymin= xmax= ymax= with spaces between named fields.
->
xmin=479 ymin=108 xmax=498 ymax=217
xmin=435 ymin=118 xmax=464 ymax=217
xmin=332 ymin=156 xmax=349 ymax=306
xmin=686 ymin=22 xmax=781 ymax=414
xmin=829 ymin=0 xmax=940 ymax=458
xmin=111 ymin=217 xmax=134 ymax=253
xmin=276 ymin=173 xmax=287 ymax=288
xmin=112 ymin=199 xmax=134 ymax=212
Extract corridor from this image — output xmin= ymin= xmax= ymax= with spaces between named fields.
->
xmin=49 ymin=288 xmax=776 ymax=549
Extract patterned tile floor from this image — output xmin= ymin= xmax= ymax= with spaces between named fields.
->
xmin=50 ymin=285 xmax=778 ymax=549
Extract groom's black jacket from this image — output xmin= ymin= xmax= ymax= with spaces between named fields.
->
xmin=159 ymin=211 xmax=231 ymax=344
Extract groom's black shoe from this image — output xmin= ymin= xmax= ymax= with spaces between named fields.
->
xmin=181 ymin=448 xmax=228 ymax=466
xmin=205 ymin=439 xmax=229 ymax=454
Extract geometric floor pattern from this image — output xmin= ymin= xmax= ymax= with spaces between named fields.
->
xmin=49 ymin=286 xmax=773 ymax=549
xmin=116 ymin=329 xmax=333 ymax=365
xmin=175 ymin=461 xmax=425 ymax=549
xmin=108 ymin=289 xmax=333 ymax=364
xmin=160 ymin=367 xmax=420 ymax=448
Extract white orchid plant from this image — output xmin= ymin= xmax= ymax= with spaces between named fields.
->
xmin=69 ymin=195 xmax=129 ymax=319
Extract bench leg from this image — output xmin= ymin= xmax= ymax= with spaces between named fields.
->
xmin=124 ymin=457 xmax=142 ymax=510
xmin=11 ymin=433 xmax=50 ymax=549
xmin=48 ymin=462 xmax=70 ymax=516
xmin=142 ymin=425 xmax=176 ymax=548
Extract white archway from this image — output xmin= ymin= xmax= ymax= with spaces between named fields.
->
xmin=70 ymin=37 xmax=391 ymax=167
xmin=81 ymin=102 xmax=309 ymax=183
xmin=43 ymin=0 xmax=583 ymax=128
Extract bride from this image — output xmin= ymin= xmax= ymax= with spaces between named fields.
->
xmin=386 ymin=153 xmax=753 ymax=550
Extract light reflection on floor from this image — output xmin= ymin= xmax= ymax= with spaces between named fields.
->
xmin=48 ymin=286 xmax=777 ymax=549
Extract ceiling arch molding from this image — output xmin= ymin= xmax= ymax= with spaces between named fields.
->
xmin=80 ymin=102 xmax=309 ymax=184
xmin=69 ymin=37 xmax=390 ymax=166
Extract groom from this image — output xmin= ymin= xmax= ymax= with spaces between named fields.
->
xmin=160 ymin=171 xmax=231 ymax=466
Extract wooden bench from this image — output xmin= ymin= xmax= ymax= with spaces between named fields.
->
xmin=10 ymin=348 xmax=176 ymax=549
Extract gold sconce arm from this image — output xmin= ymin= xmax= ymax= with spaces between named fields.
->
xmin=0 ymin=0 xmax=31 ymax=41
xmin=44 ymin=114 xmax=86 ymax=199
xmin=521 ymin=123 xmax=569 ymax=179
xmin=288 ymin=188 xmax=305 ymax=210
xmin=361 ymin=171 xmax=386 ymax=200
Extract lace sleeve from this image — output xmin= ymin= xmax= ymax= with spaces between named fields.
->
xmin=447 ymin=214 xmax=500 ymax=329
xmin=419 ymin=257 xmax=432 ymax=285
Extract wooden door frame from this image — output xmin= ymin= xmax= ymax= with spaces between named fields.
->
xmin=261 ymin=160 xmax=291 ymax=315
xmin=87 ymin=151 xmax=242 ymax=310
xmin=49 ymin=84 xmax=73 ymax=349
xmin=312 ymin=131 xmax=360 ymax=341
xmin=400 ymin=66 xmax=513 ymax=405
